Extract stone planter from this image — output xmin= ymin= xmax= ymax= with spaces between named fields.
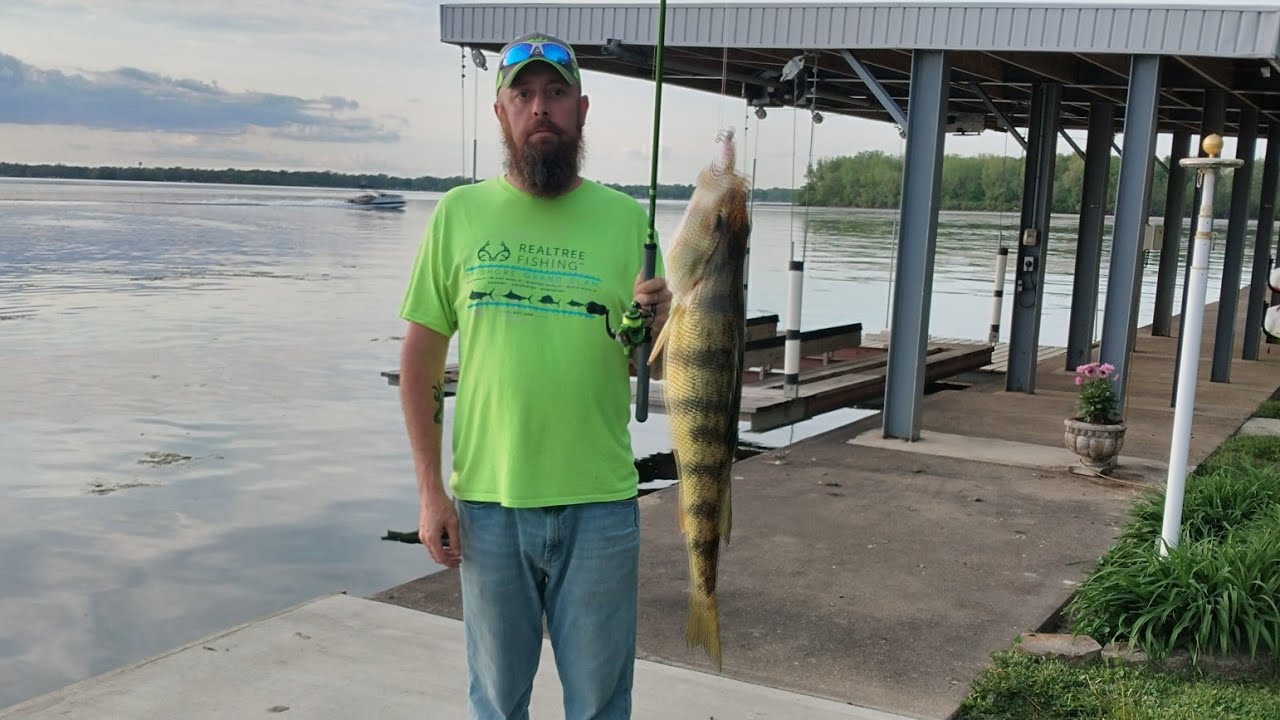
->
xmin=1064 ymin=418 xmax=1126 ymax=472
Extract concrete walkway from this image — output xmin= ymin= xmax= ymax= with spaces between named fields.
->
xmin=372 ymin=298 xmax=1280 ymax=720
xmin=0 ymin=593 xmax=910 ymax=720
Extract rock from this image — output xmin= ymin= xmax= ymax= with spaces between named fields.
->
xmin=1015 ymin=633 xmax=1102 ymax=664
xmin=1102 ymin=641 xmax=1148 ymax=664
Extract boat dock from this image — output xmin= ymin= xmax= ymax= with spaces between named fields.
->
xmin=382 ymin=314 xmax=1001 ymax=432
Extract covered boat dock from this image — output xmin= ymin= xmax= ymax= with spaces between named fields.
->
xmin=441 ymin=1 xmax=1280 ymax=439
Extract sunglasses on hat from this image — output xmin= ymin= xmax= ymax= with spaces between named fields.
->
xmin=496 ymin=36 xmax=580 ymax=90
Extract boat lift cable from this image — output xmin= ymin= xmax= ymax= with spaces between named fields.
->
xmin=472 ymin=48 xmax=480 ymax=182
xmin=633 ymin=0 xmax=668 ymax=423
xmin=460 ymin=48 xmax=467 ymax=179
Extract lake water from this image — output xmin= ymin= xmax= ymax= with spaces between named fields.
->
xmin=0 ymin=177 xmax=1229 ymax=707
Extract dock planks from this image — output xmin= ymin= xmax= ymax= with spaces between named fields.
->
xmin=639 ymin=343 xmax=993 ymax=432
xmin=383 ymin=318 xmax=995 ymax=432
xmin=861 ymin=332 xmax=1085 ymax=374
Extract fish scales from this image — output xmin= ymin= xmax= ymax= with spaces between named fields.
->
xmin=648 ymin=128 xmax=751 ymax=672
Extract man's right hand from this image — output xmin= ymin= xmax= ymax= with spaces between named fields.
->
xmin=419 ymin=496 xmax=461 ymax=569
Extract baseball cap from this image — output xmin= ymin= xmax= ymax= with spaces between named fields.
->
xmin=495 ymin=32 xmax=581 ymax=91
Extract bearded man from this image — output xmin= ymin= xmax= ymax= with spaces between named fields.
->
xmin=396 ymin=32 xmax=671 ymax=720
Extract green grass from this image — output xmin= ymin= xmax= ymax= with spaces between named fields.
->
xmin=1253 ymin=399 xmax=1280 ymax=420
xmin=1195 ymin=434 xmax=1280 ymax=475
xmin=955 ymin=651 xmax=1280 ymax=720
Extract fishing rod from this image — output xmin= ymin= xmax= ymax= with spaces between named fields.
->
xmin=634 ymin=0 xmax=667 ymax=423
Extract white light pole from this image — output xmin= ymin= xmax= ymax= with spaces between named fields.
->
xmin=1160 ymin=133 xmax=1243 ymax=556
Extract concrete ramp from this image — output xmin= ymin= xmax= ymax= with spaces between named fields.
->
xmin=0 ymin=593 xmax=911 ymax=720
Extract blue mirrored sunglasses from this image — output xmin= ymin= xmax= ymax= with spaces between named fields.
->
xmin=500 ymin=41 xmax=575 ymax=70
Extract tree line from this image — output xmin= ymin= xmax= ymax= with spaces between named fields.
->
xmin=9 ymin=153 xmax=1266 ymax=216
xmin=0 ymin=162 xmax=795 ymax=203
xmin=797 ymin=150 xmax=1273 ymax=219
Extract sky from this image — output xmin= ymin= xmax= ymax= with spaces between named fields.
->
xmin=0 ymin=1 xmax=1270 ymax=189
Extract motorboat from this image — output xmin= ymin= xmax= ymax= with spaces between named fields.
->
xmin=346 ymin=189 xmax=406 ymax=209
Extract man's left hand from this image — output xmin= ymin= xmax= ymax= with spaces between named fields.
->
xmin=633 ymin=272 xmax=671 ymax=338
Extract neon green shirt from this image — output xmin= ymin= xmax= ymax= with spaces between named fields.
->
xmin=399 ymin=175 xmax=662 ymax=508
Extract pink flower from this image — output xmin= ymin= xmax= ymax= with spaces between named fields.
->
xmin=1099 ymin=363 xmax=1115 ymax=378
xmin=1075 ymin=376 xmax=1083 ymax=386
xmin=1082 ymin=364 xmax=1097 ymax=378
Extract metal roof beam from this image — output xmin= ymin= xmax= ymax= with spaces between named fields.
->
xmin=839 ymin=50 xmax=908 ymax=131
xmin=1177 ymin=55 xmax=1280 ymax=129
xmin=1075 ymin=53 xmax=1201 ymax=113
xmin=970 ymin=82 xmax=1027 ymax=151
xmin=986 ymin=51 xmax=1130 ymax=106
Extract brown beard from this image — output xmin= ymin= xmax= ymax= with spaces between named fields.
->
xmin=500 ymin=116 xmax=586 ymax=198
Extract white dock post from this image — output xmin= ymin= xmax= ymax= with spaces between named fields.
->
xmin=783 ymin=260 xmax=804 ymax=397
xmin=989 ymin=246 xmax=1009 ymax=344
xmin=1161 ymin=133 xmax=1242 ymax=556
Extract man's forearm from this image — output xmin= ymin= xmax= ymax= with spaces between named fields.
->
xmin=399 ymin=322 xmax=450 ymax=508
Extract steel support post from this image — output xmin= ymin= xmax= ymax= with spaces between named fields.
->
xmin=1099 ymin=55 xmax=1161 ymax=409
xmin=1067 ymin=102 xmax=1115 ymax=370
xmin=1211 ymin=106 xmax=1258 ymax=383
xmin=882 ymin=50 xmax=949 ymax=441
xmin=1243 ymin=123 xmax=1280 ymax=359
xmin=1005 ymin=83 xmax=1060 ymax=393
xmin=1152 ymin=131 xmax=1192 ymax=336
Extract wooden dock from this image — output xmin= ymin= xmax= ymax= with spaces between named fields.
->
xmin=639 ymin=341 xmax=992 ymax=432
xmin=861 ymin=332 xmax=1079 ymax=374
xmin=633 ymin=317 xmax=993 ymax=432
xmin=383 ymin=317 xmax=996 ymax=432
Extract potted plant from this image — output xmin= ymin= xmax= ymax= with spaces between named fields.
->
xmin=1063 ymin=361 xmax=1125 ymax=472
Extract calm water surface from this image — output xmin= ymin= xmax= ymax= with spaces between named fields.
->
xmin=0 ymin=178 xmax=1226 ymax=707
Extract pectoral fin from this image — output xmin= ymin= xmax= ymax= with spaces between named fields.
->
xmin=647 ymin=302 xmax=683 ymax=366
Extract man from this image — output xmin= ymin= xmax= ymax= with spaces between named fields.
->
xmin=397 ymin=31 xmax=671 ymax=720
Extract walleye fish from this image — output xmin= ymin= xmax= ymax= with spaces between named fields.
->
xmin=648 ymin=129 xmax=752 ymax=671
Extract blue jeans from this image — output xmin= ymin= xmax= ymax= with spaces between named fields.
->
xmin=455 ymin=497 xmax=640 ymax=720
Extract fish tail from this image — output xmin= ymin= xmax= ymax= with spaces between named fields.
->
xmin=686 ymin=590 xmax=722 ymax=671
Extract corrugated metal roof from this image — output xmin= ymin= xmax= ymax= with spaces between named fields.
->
xmin=441 ymin=2 xmax=1280 ymax=60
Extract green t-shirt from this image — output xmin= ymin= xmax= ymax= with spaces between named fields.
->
xmin=399 ymin=175 xmax=662 ymax=508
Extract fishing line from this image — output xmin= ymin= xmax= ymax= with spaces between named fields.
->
xmin=472 ymin=48 xmax=480 ymax=181
xmin=460 ymin=47 xmax=468 ymax=179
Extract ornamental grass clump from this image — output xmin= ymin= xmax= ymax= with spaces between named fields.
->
xmin=1067 ymin=440 xmax=1280 ymax=663
xmin=1073 ymin=361 xmax=1121 ymax=424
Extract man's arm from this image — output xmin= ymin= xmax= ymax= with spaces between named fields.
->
xmin=399 ymin=319 xmax=460 ymax=568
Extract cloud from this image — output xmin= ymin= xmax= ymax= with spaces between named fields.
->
xmin=0 ymin=52 xmax=398 ymax=143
